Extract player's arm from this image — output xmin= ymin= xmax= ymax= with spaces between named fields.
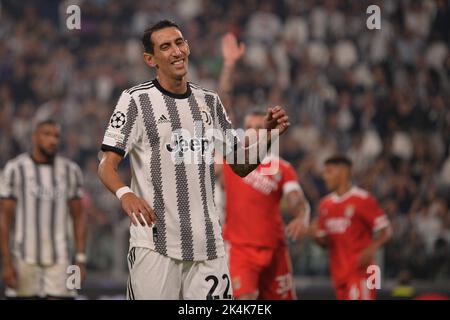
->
xmin=371 ymin=225 xmax=393 ymax=250
xmin=218 ymin=32 xmax=245 ymax=115
xmin=68 ymin=198 xmax=87 ymax=281
xmin=357 ymin=196 xmax=393 ymax=267
xmin=68 ymin=199 xmax=86 ymax=256
xmin=357 ymin=224 xmax=393 ymax=268
xmin=285 ymin=189 xmax=311 ymax=241
xmin=228 ymin=106 xmax=290 ymax=177
xmin=217 ymin=34 xmax=290 ymax=177
xmin=0 ymin=198 xmax=18 ymax=288
xmin=98 ymin=151 xmax=156 ymax=227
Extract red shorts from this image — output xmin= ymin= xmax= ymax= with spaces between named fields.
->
xmin=335 ymin=275 xmax=377 ymax=300
xmin=227 ymin=242 xmax=296 ymax=300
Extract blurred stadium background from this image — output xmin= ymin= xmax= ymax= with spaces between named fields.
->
xmin=0 ymin=0 xmax=449 ymax=299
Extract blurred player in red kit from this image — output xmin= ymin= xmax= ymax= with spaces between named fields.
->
xmin=217 ymin=32 xmax=309 ymax=300
xmin=311 ymin=155 xmax=393 ymax=300
xmin=222 ymin=109 xmax=310 ymax=300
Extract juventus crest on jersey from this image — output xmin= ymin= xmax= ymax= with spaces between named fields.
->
xmin=101 ymin=79 xmax=239 ymax=261
xmin=0 ymin=153 xmax=83 ymax=266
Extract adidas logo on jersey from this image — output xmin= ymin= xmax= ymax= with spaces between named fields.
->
xmin=157 ymin=114 xmax=170 ymax=124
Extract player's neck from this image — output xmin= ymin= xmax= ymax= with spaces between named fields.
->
xmin=335 ymin=182 xmax=352 ymax=197
xmin=156 ymin=75 xmax=188 ymax=95
xmin=31 ymin=149 xmax=54 ymax=164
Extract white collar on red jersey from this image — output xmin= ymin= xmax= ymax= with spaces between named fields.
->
xmin=329 ymin=186 xmax=368 ymax=203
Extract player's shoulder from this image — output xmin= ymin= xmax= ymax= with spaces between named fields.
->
xmin=275 ymin=156 xmax=296 ymax=170
xmin=264 ymin=156 xmax=297 ymax=180
xmin=189 ymin=82 xmax=218 ymax=97
xmin=4 ymin=153 xmax=30 ymax=168
xmin=123 ymin=80 xmax=155 ymax=96
xmin=348 ymin=186 xmax=371 ymax=200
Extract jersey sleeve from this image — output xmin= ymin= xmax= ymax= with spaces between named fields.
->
xmin=281 ymin=162 xmax=311 ymax=224
xmin=0 ymin=161 xmax=18 ymax=199
xmin=359 ymin=194 xmax=390 ymax=232
xmin=212 ymin=95 xmax=241 ymax=158
xmin=67 ymin=162 xmax=84 ymax=200
xmin=101 ymin=90 xmax=141 ymax=157
xmin=280 ymin=162 xmax=301 ymax=195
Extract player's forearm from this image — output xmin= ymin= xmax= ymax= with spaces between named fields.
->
xmin=218 ymin=63 xmax=237 ymax=124
xmin=287 ymin=192 xmax=310 ymax=223
xmin=218 ymin=61 xmax=237 ymax=95
xmin=369 ymin=225 xmax=393 ymax=251
xmin=228 ymin=134 xmax=272 ymax=177
xmin=0 ymin=203 xmax=15 ymax=265
xmin=227 ymin=146 xmax=266 ymax=177
xmin=98 ymin=157 xmax=127 ymax=195
xmin=291 ymin=204 xmax=309 ymax=226
xmin=69 ymin=200 xmax=87 ymax=255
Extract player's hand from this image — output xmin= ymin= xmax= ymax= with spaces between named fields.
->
xmin=121 ymin=193 xmax=156 ymax=227
xmin=286 ymin=217 xmax=308 ymax=241
xmin=357 ymin=246 xmax=376 ymax=268
xmin=264 ymin=106 xmax=290 ymax=135
xmin=221 ymin=32 xmax=245 ymax=67
xmin=2 ymin=261 xmax=18 ymax=289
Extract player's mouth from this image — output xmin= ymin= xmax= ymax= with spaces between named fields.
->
xmin=171 ymin=59 xmax=185 ymax=69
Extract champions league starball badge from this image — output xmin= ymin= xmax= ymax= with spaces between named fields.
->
xmin=110 ymin=111 xmax=126 ymax=129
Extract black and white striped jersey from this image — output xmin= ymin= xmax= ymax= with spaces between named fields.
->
xmin=0 ymin=153 xmax=83 ymax=266
xmin=101 ymin=79 xmax=239 ymax=261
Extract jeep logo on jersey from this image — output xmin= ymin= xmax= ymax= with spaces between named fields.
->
xmin=165 ymin=132 xmax=210 ymax=156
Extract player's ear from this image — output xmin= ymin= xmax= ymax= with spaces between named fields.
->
xmin=143 ymin=52 xmax=158 ymax=69
xmin=185 ymin=39 xmax=190 ymax=56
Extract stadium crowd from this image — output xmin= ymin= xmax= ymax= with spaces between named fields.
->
xmin=1 ymin=0 xmax=449 ymax=283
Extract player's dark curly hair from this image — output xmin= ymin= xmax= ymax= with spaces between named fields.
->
xmin=33 ymin=118 xmax=60 ymax=131
xmin=142 ymin=20 xmax=182 ymax=54
xmin=324 ymin=155 xmax=353 ymax=168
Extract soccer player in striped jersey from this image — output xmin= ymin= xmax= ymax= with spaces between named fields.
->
xmin=0 ymin=119 xmax=87 ymax=299
xmin=98 ymin=20 xmax=291 ymax=300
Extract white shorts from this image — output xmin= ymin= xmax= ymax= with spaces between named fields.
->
xmin=127 ymin=247 xmax=233 ymax=300
xmin=5 ymin=259 xmax=77 ymax=298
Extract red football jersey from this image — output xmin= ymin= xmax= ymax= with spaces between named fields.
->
xmin=222 ymin=156 xmax=302 ymax=248
xmin=316 ymin=187 xmax=390 ymax=285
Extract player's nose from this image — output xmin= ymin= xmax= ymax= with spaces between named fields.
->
xmin=171 ymin=45 xmax=182 ymax=57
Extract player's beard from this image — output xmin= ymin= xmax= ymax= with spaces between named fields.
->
xmin=39 ymin=145 xmax=57 ymax=161
xmin=170 ymin=66 xmax=187 ymax=81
